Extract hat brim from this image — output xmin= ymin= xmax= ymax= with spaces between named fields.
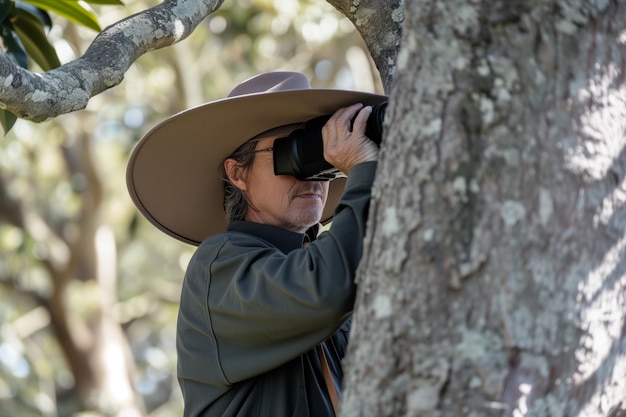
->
xmin=126 ymin=88 xmax=387 ymax=246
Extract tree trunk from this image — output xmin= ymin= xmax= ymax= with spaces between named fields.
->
xmin=342 ymin=0 xmax=626 ymax=416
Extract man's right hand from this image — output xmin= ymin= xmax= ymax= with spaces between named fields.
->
xmin=321 ymin=103 xmax=379 ymax=175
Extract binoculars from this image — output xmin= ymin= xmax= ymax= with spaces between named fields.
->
xmin=273 ymin=102 xmax=387 ymax=180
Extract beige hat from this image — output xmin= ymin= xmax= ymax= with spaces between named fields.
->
xmin=126 ymin=72 xmax=387 ymax=245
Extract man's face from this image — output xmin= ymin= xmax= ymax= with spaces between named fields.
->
xmin=232 ymin=136 xmax=330 ymax=233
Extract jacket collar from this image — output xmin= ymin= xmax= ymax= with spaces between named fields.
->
xmin=226 ymin=221 xmax=319 ymax=254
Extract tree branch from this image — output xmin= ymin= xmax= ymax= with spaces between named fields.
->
xmin=326 ymin=0 xmax=403 ymax=93
xmin=0 ymin=0 xmax=224 ymax=122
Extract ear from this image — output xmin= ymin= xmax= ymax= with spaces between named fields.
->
xmin=224 ymin=158 xmax=248 ymax=191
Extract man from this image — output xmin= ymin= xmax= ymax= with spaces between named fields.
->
xmin=126 ymin=72 xmax=387 ymax=416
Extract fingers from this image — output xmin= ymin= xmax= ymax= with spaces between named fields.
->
xmin=322 ymin=103 xmax=363 ymax=142
xmin=322 ymin=103 xmax=379 ymax=174
xmin=334 ymin=103 xmax=365 ymax=129
xmin=351 ymin=104 xmax=372 ymax=134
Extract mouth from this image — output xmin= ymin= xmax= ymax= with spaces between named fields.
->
xmin=293 ymin=187 xmax=323 ymax=200
xmin=292 ymin=183 xmax=325 ymax=201
xmin=295 ymin=192 xmax=321 ymax=199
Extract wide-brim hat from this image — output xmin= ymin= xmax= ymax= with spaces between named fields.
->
xmin=126 ymin=71 xmax=387 ymax=246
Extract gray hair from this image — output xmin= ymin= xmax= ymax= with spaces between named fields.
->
xmin=221 ymin=139 xmax=258 ymax=222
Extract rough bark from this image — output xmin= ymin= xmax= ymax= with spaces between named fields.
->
xmin=0 ymin=0 xmax=223 ymax=122
xmin=342 ymin=0 xmax=626 ymax=416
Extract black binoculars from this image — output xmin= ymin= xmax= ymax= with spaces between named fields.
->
xmin=273 ymin=102 xmax=387 ymax=180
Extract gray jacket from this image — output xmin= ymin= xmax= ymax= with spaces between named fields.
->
xmin=177 ymin=162 xmax=377 ymax=416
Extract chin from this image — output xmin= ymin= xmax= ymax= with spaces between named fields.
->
xmin=290 ymin=213 xmax=323 ymax=231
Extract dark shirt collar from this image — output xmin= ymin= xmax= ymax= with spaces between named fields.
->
xmin=227 ymin=221 xmax=319 ymax=254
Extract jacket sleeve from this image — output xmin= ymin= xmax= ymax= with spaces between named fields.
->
xmin=181 ymin=161 xmax=376 ymax=385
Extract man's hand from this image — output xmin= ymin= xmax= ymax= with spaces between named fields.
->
xmin=322 ymin=103 xmax=379 ymax=174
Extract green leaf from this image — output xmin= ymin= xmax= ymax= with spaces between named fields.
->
xmin=15 ymin=1 xmax=53 ymax=31
xmin=12 ymin=7 xmax=60 ymax=70
xmin=0 ymin=109 xmax=18 ymax=134
xmin=0 ymin=24 xmax=28 ymax=68
xmin=20 ymin=0 xmax=101 ymax=31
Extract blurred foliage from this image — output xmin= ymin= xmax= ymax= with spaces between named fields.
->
xmin=0 ymin=0 xmax=381 ymax=416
